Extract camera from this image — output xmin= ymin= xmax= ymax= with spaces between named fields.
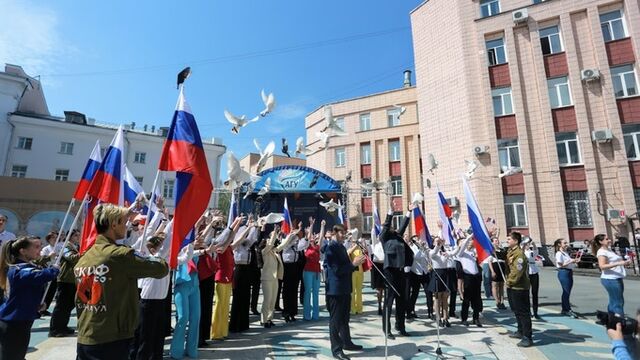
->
xmin=596 ymin=311 xmax=638 ymax=335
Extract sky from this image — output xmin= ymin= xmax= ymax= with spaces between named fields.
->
xmin=1 ymin=0 xmax=422 ymax=180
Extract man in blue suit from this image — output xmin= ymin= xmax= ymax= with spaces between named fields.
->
xmin=324 ymin=224 xmax=366 ymax=360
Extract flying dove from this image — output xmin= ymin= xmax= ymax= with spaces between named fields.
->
xmin=176 ymin=67 xmax=191 ymax=89
xmin=258 ymin=213 xmax=285 ymax=226
xmin=323 ymin=105 xmax=347 ymax=137
xmin=226 ymin=151 xmax=253 ymax=190
xmin=319 ymin=199 xmax=344 ymax=213
xmin=257 ymin=177 xmax=271 ymax=196
xmin=295 ymin=136 xmax=314 ymax=157
xmin=260 ymin=89 xmax=276 ymax=117
xmin=281 ymin=138 xmax=291 ymax=157
xmin=224 ymin=110 xmax=259 ymax=134
xmin=425 ymin=153 xmax=438 ymax=174
xmin=464 ymin=159 xmax=479 ymax=179
xmin=254 ymin=139 xmax=275 ymax=173
xmin=315 ymin=131 xmax=330 ymax=149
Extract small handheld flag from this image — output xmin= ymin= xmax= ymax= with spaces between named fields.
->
xmin=372 ymin=201 xmax=382 ymax=240
xmin=412 ymin=206 xmax=433 ymax=248
xmin=437 ymin=190 xmax=456 ymax=247
xmin=282 ymin=197 xmax=292 ymax=234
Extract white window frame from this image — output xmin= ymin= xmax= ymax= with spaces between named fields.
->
xmin=359 ymin=113 xmax=371 ymax=131
xmin=360 ymin=143 xmax=371 ymax=165
xmin=539 ymin=25 xmax=564 ymax=55
xmin=59 ymin=142 xmax=74 ymax=155
xmin=16 ymin=137 xmax=32 ymax=150
xmin=387 ymin=108 xmax=401 ymax=127
xmin=547 ymin=76 xmax=573 ymax=108
xmin=486 ymin=37 xmax=507 ymax=66
xmin=600 ymin=10 xmax=628 ymax=42
xmin=392 ymin=214 xmax=403 ymax=229
xmin=564 ymin=191 xmax=593 ymax=227
xmin=391 ymin=178 xmax=403 ymax=196
xmin=388 ymin=140 xmax=401 ymax=162
xmin=492 ymin=87 xmax=514 ymax=116
xmin=623 ymin=124 xmax=640 ymax=160
xmin=556 ymin=132 xmax=582 ymax=166
xmin=55 ymin=169 xmax=69 ymax=181
xmin=611 ymin=65 xmax=638 ymax=99
xmin=335 ymin=117 xmax=345 ymax=131
xmin=335 ymin=147 xmax=346 ymax=168
xmin=363 ymin=215 xmax=373 ymax=233
xmin=11 ymin=165 xmax=27 ymax=178
xmin=504 ymin=195 xmax=528 ymax=227
xmin=497 ymin=138 xmax=521 ymax=172
xmin=163 ymin=179 xmax=175 ymax=199
xmin=361 ymin=179 xmax=373 ymax=198
xmin=134 ymin=152 xmax=146 ymax=164
xmin=480 ymin=0 xmax=500 ymax=18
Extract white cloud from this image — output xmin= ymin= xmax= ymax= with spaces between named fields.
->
xmin=0 ymin=1 xmax=75 ymax=81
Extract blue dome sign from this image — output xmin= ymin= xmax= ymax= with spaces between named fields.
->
xmin=251 ymin=165 xmax=342 ymax=193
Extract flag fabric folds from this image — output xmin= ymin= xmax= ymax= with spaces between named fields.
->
xmin=462 ymin=178 xmax=494 ymax=263
xmin=372 ymin=201 xmax=382 ymax=240
xmin=87 ymin=125 xmax=125 ymax=205
xmin=73 ymin=140 xmax=102 ymax=201
xmin=437 ymin=190 xmax=456 ymax=247
xmin=337 ymin=199 xmax=345 ymax=225
xmin=412 ymin=206 xmax=433 ymax=248
xmin=158 ymin=88 xmax=213 ymax=268
xmin=282 ymin=197 xmax=292 ymax=235
xmin=123 ymin=164 xmax=144 ymax=208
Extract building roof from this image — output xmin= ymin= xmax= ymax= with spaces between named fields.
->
xmin=306 ymin=85 xmax=416 ymax=117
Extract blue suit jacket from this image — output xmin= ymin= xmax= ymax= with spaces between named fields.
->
xmin=323 ymin=240 xmax=355 ymax=296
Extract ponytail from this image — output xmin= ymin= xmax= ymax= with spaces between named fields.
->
xmin=553 ymin=238 xmax=563 ymax=253
xmin=0 ymin=236 xmax=33 ymax=291
xmin=592 ymin=234 xmax=606 ymax=255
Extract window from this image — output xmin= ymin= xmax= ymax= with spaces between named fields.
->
xmin=564 ymin=191 xmax=592 ymax=227
xmin=504 ymin=195 xmax=527 ymax=227
xmin=163 ymin=179 xmax=175 ymax=199
xmin=59 ymin=142 xmax=74 ymax=155
xmin=391 ymin=177 xmax=403 ymax=196
xmin=387 ymin=108 xmax=401 ymax=127
xmin=359 ymin=113 xmax=371 ymax=131
xmin=135 ymin=176 xmax=144 ymax=185
xmin=363 ymin=215 xmax=373 ymax=233
xmin=486 ymin=38 xmax=507 ymax=65
xmin=361 ymin=179 xmax=372 ymax=198
xmin=498 ymin=138 xmax=521 ymax=172
xmin=388 ymin=140 xmax=401 ymax=161
xmin=334 ymin=147 xmax=346 ymax=167
xmin=556 ymin=132 xmax=582 ymax=166
xmin=492 ymin=87 xmax=513 ymax=116
xmin=547 ymin=76 xmax=572 ymax=108
xmin=11 ymin=165 xmax=26 ymax=178
xmin=335 ymin=117 xmax=345 ymax=132
xmin=360 ymin=143 xmax=371 ymax=165
xmin=533 ymin=0 xmax=549 ymax=3
xmin=611 ymin=65 xmax=638 ymax=98
xmin=624 ymin=124 xmax=640 ymax=160
xmin=16 ymin=137 xmax=32 ymax=150
xmin=635 ymin=189 xmax=640 ymax=214
xmin=600 ymin=10 xmax=627 ymax=42
xmin=55 ymin=169 xmax=69 ymax=181
xmin=480 ymin=0 xmax=500 ymax=17
xmin=540 ymin=25 xmax=563 ymax=55
xmin=134 ymin=152 xmax=146 ymax=164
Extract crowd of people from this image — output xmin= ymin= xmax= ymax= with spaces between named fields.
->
xmin=0 ymin=204 xmax=638 ymax=359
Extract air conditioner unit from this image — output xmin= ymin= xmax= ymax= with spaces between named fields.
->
xmin=591 ymin=128 xmax=613 ymax=143
xmin=607 ymin=209 xmax=626 ymax=221
xmin=512 ymin=9 xmax=529 ymax=23
xmin=473 ymin=145 xmax=489 ymax=155
xmin=581 ymin=68 xmax=601 ymax=81
xmin=446 ymin=197 xmax=460 ymax=208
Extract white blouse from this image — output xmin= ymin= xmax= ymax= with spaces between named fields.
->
xmin=555 ymin=251 xmax=575 ymax=270
xmin=597 ymin=248 xmax=626 ymax=279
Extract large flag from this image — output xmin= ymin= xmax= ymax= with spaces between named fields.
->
xmin=123 ymin=164 xmax=144 ymax=208
xmin=412 ymin=206 xmax=433 ymax=248
xmin=158 ymin=88 xmax=213 ymax=268
xmin=282 ymin=197 xmax=292 ymax=235
xmin=437 ymin=190 xmax=456 ymax=247
xmin=462 ymin=178 xmax=494 ymax=263
xmin=73 ymin=140 xmax=102 ymax=201
xmin=372 ymin=201 xmax=382 ymax=240
xmin=227 ymin=192 xmax=238 ymax=226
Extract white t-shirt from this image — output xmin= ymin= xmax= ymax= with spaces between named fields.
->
xmin=555 ymin=251 xmax=575 ymax=269
xmin=597 ymin=248 xmax=626 ymax=279
xmin=524 ymin=248 xmax=540 ymax=275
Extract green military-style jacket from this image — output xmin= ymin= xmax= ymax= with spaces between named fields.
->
xmin=59 ymin=242 xmax=80 ymax=284
xmin=506 ymin=245 xmax=530 ymax=290
xmin=74 ymin=234 xmax=168 ymax=345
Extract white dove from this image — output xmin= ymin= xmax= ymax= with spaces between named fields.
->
xmin=464 ymin=159 xmax=479 ymax=179
xmin=258 ymin=213 xmax=285 ymax=225
xmin=392 ymin=104 xmax=407 ymax=117
xmin=425 ymin=153 xmax=438 ymax=174
xmin=499 ymin=166 xmax=523 ymax=178
xmin=257 ymin=177 xmax=271 ymax=196
xmin=224 ymin=109 xmax=259 ymax=134
xmin=361 ymin=180 xmax=387 ymax=192
xmin=319 ymin=199 xmax=344 ymax=213
xmin=226 ymin=151 xmax=253 ymax=190
xmin=295 ymin=136 xmax=314 ymax=157
xmin=323 ymin=105 xmax=347 ymax=136
xmin=260 ymin=89 xmax=276 ymax=117
xmin=315 ymin=131 xmax=330 ymax=149
xmin=254 ymin=139 xmax=275 ymax=173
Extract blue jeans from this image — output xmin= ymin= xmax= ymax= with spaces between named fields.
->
xmin=557 ymin=269 xmax=573 ymax=312
xmin=303 ymin=271 xmax=320 ymax=320
xmin=482 ymin=263 xmax=492 ymax=298
xmin=601 ymin=278 xmax=625 ymax=315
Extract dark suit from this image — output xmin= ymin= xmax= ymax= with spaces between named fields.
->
xmin=380 ymin=213 xmax=412 ymax=335
xmin=324 ymin=239 xmax=356 ymax=356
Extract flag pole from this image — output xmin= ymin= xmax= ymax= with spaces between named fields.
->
xmin=138 ymin=170 xmax=161 ymax=252
xmin=51 ymin=198 xmax=76 ymax=249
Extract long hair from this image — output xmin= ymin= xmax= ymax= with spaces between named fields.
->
xmin=553 ymin=238 xmax=563 ymax=253
xmin=592 ymin=234 xmax=606 ymax=255
xmin=0 ymin=236 xmax=34 ymax=291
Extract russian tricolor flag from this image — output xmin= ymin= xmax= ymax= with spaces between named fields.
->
xmin=87 ymin=125 xmax=125 ymax=205
xmin=437 ymin=190 xmax=456 ymax=247
xmin=372 ymin=201 xmax=382 ymax=240
xmin=123 ymin=164 xmax=144 ymax=208
xmin=282 ymin=197 xmax=292 ymax=235
xmin=412 ymin=206 xmax=433 ymax=248
xmin=158 ymin=88 xmax=213 ymax=268
xmin=463 ymin=177 xmax=494 ymax=263
xmin=73 ymin=140 xmax=102 ymax=201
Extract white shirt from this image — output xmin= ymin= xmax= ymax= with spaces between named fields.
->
xmin=454 ymin=238 xmax=479 ymax=275
xmin=0 ymin=230 xmax=16 ymax=244
xmin=372 ymin=242 xmax=384 ymax=262
xmin=429 ymin=247 xmax=450 ymax=269
xmin=597 ymin=248 xmax=626 ymax=279
xmin=410 ymin=244 xmax=429 ymax=275
xmin=281 ymin=235 xmax=300 ymax=263
xmin=555 ymin=251 xmax=575 ymax=269
xmin=524 ymin=248 xmax=540 ymax=275
xmin=234 ymin=227 xmax=258 ymax=265
xmin=41 ymin=242 xmax=63 ymax=257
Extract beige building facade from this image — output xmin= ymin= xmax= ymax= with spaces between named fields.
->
xmin=411 ymin=0 xmax=640 ymax=245
xmin=305 ymin=82 xmax=421 ymax=235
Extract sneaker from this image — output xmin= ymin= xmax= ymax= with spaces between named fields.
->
xmin=567 ymin=310 xmax=578 ymax=318
xmin=508 ymin=331 xmax=522 ymax=339
xmin=444 ymin=320 xmax=451 ymax=327
xmin=517 ymin=337 xmax=533 ymax=347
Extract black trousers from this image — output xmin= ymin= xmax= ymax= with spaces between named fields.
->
xmin=78 ymin=338 xmax=132 ymax=360
xmin=164 ymin=274 xmax=173 ymax=336
xmin=0 ymin=319 xmax=33 ymax=360
xmin=282 ymin=262 xmax=300 ymax=317
xmin=130 ymin=299 xmax=165 ymax=360
xmin=507 ymin=288 xmax=532 ymax=339
xmin=448 ymin=268 xmax=458 ymax=317
xmin=249 ymin=265 xmax=261 ymax=313
xmin=229 ymin=265 xmax=251 ymax=332
xmin=50 ymin=282 xmax=77 ymax=334
xmin=406 ymin=272 xmax=429 ymax=316
xmin=382 ymin=268 xmax=406 ymax=333
xmin=199 ymin=276 xmax=215 ymax=342
xmin=43 ymin=280 xmax=58 ymax=310
xmin=529 ymin=273 xmax=539 ymax=316
xmin=326 ymin=294 xmax=352 ymax=355
xmin=460 ymin=273 xmax=483 ymax=321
